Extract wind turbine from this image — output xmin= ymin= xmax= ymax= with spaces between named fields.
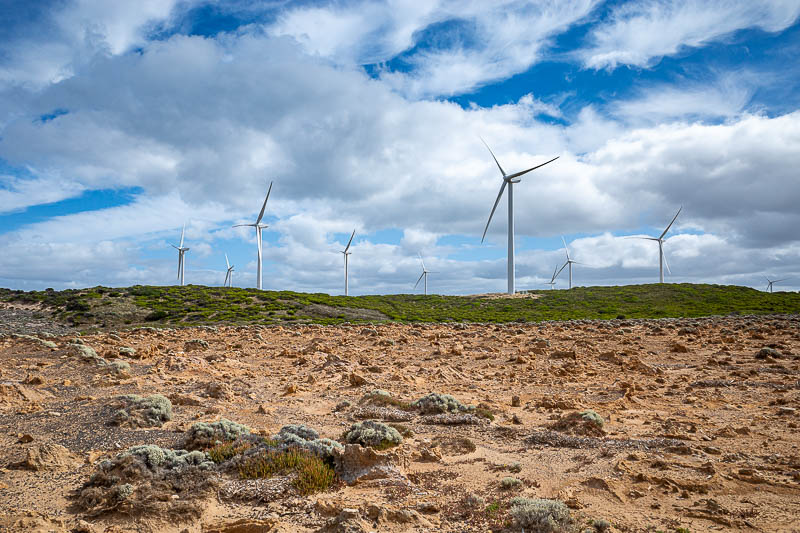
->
xmin=341 ymin=229 xmax=355 ymax=296
xmin=171 ymin=224 xmax=189 ymax=286
xmin=765 ymin=276 xmax=787 ymax=293
xmin=628 ymin=206 xmax=682 ymax=283
xmin=233 ymin=181 xmax=272 ymax=290
xmin=480 ymin=138 xmax=559 ymax=295
xmin=414 ymin=253 xmax=437 ymax=295
xmin=555 ymin=236 xmax=580 ymax=289
xmin=224 ymin=254 xmax=234 ymax=287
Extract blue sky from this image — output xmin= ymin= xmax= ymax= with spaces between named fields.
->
xmin=1 ymin=0 xmax=799 ymax=294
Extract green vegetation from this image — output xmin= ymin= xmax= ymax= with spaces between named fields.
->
xmin=111 ymin=394 xmax=172 ymax=428
xmin=1 ymin=283 xmax=799 ymax=328
xmin=343 ymin=420 xmax=403 ymax=450
xmin=238 ymin=448 xmax=336 ymax=495
xmin=184 ymin=419 xmax=251 ymax=450
xmin=207 ymin=441 xmax=253 ymax=463
xmin=509 ymin=497 xmax=573 ymax=532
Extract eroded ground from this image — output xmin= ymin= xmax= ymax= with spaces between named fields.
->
xmin=1 ymin=315 xmax=799 ymax=532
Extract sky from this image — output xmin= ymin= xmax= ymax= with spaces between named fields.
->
xmin=1 ymin=0 xmax=799 ymax=295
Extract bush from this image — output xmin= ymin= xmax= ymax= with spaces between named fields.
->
xmin=184 ymin=419 xmax=251 ymax=449
xmin=111 ymin=394 xmax=171 ymax=428
xmin=344 ymin=420 xmax=402 ymax=450
xmin=238 ymin=448 xmax=335 ymax=495
xmin=412 ymin=393 xmax=475 ymax=414
xmin=271 ymin=425 xmax=344 ymax=459
xmin=580 ymin=409 xmax=604 ymax=428
xmin=500 ymin=476 xmax=522 ymax=489
xmin=509 ymin=498 xmax=572 ymax=532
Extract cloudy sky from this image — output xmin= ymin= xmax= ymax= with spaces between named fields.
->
xmin=1 ymin=0 xmax=799 ymax=294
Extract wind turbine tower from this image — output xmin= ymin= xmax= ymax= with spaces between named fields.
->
xmin=233 ymin=181 xmax=272 ymax=290
xmin=224 ymin=254 xmax=234 ymax=287
xmin=480 ymin=138 xmax=558 ymax=294
xmin=556 ymin=236 xmax=580 ymax=289
xmin=629 ymin=207 xmax=682 ymax=283
xmin=414 ymin=254 xmax=437 ymax=295
xmin=341 ymin=229 xmax=355 ymax=296
xmin=171 ymin=224 xmax=189 ymax=286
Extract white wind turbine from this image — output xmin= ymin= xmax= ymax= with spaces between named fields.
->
xmin=224 ymin=254 xmax=234 ymax=287
xmin=480 ymin=138 xmax=559 ymax=295
xmin=555 ymin=236 xmax=581 ymax=289
xmin=171 ymin=223 xmax=189 ymax=286
xmin=629 ymin=207 xmax=682 ymax=283
xmin=341 ymin=229 xmax=355 ymax=296
xmin=233 ymin=181 xmax=272 ymax=290
xmin=765 ymin=276 xmax=787 ymax=293
xmin=414 ymin=253 xmax=437 ymax=295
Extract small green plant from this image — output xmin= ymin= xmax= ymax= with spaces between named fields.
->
xmin=207 ymin=441 xmax=253 ymax=463
xmin=592 ymin=518 xmax=611 ymax=532
xmin=501 ymin=476 xmax=522 ymax=489
xmin=185 ymin=419 xmax=251 ymax=449
xmin=580 ymin=409 xmax=604 ymax=428
xmin=412 ymin=392 xmax=475 ymax=414
xmin=111 ymin=394 xmax=172 ymax=428
xmin=485 ymin=501 xmax=501 ymax=515
xmin=361 ymin=389 xmax=412 ymax=409
xmin=238 ymin=448 xmax=335 ymax=495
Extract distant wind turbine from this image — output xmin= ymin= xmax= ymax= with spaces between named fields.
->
xmin=628 ymin=206 xmax=682 ymax=283
xmin=414 ymin=254 xmax=437 ymax=295
xmin=765 ymin=276 xmax=787 ymax=293
xmin=480 ymin=138 xmax=559 ymax=295
xmin=171 ymin=223 xmax=189 ymax=286
xmin=555 ymin=236 xmax=581 ymax=289
xmin=545 ymin=264 xmax=560 ymax=289
xmin=341 ymin=229 xmax=355 ymax=296
xmin=224 ymin=254 xmax=234 ymax=287
xmin=233 ymin=181 xmax=272 ymax=290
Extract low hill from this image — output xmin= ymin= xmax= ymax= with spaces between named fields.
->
xmin=1 ymin=283 xmax=798 ymax=330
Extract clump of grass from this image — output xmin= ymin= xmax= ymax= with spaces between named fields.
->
xmin=474 ymin=406 xmax=495 ymax=421
xmin=500 ymin=476 xmax=522 ymax=489
xmin=238 ymin=448 xmax=335 ymax=495
xmin=509 ymin=497 xmax=572 ymax=533
xmin=207 ymin=441 xmax=253 ymax=463
xmin=111 ymin=394 xmax=172 ymax=428
xmin=343 ymin=420 xmax=403 ymax=450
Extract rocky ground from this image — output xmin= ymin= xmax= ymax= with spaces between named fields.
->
xmin=0 ymin=314 xmax=799 ymax=532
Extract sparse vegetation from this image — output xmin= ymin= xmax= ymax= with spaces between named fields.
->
xmin=3 ymin=283 xmax=798 ymax=329
xmin=500 ymin=476 xmax=522 ymax=489
xmin=237 ymin=448 xmax=336 ymax=495
xmin=413 ymin=392 xmax=475 ymax=414
xmin=509 ymin=497 xmax=573 ymax=532
xmin=344 ymin=420 xmax=403 ymax=449
xmin=184 ymin=419 xmax=251 ymax=449
xmin=111 ymin=394 xmax=172 ymax=428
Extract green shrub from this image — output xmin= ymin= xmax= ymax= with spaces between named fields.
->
xmin=238 ymin=448 xmax=335 ymax=495
xmin=500 ymin=476 xmax=522 ymax=489
xmin=580 ymin=409 xmax=604 ymax=428
xmin=344 ymin=420 xmax=402 ymax=449
xmin=412 ymin=393 xmax=475 ymax=414
xmin=207 ymin=441 xmax=253 ymax=463
xmin=121 ymin=445 xmax=213 ymax=470
xmin=111 ymin=394 xmax=171 ymax=428
xmin=185 ymin=419 xmax=251 ymax=449
xmin=509 ymin=498 xmax=572 ymax=532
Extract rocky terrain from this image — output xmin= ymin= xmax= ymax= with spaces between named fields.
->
xmin=0 ymin=314 xmax=799 ymax=532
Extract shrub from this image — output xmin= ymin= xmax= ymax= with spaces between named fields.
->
xmin=119 ymin=346 xmax=136 ymax=357
xmin=412 ymin=392 xmax=475 ymax=414
xmin=111 ymin=394 xmax=171 ymax=428
xmin=509 ymin=498 xmax=572 ymax=532
xmin=592 ymin=518 xmax=611 ymax=532
xmin=272 ymin=425 xmax=344 ymax=459
xmin=238 ymin=448 xmax=335 ymax=495
xmin=184 ymin=419 xmax=251 ymax=449
xmin=106 ymin=361 xmax=131 ymax=376
xmin=361 ymin=389 xmax=411 ymax=409
xmin=501 ymin=476 xmax=522 ymax=489
xmin=344 ymin=420 xmax=403 ymax=450
xmin=580 ymin=409 xmax=604 ymax=428
xmin=121 ymin=445 xmax=213 ymax=470
xmin=208 ymin=441 xmax=253 ymax=464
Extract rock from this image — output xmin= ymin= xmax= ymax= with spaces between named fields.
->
xmin=13 ymin=442 xmax=80 ymax=471
xmin=284 ymin=383 xmax=298 ymax=395
xmin=348 ymin=372 xmax=369 ymax=387
xmin=550 ymin=349 xmax=577 ymax=360
xmin=184 ymin=339 xmax=210 ymax=351
xmin=205 ymin=381 xmax=232 ymax=399
xmin=169 ymin=392 xmax=204 ymax=406
xmin=511 ymin=395 xmax=521 ymax=407
xmin=316 ymin=509 xmax=370 ymax=533
xmin=333 ymin=444 xmax=408 ymax=485
xmin=203 ymin=517 xmax=281 ymax=533
xmin=18 ymin=433 xmax=34 ymax=443
xmin=74 ymin=519 xmax=96 ymax=533
xmin=755 ymin=347 xmax=781 ymax=359
xmin=670 ymin=343 xmax=689 ymax=353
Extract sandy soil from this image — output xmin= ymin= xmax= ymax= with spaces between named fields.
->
xmin=0 ymin=315 xmax=798 ymax=532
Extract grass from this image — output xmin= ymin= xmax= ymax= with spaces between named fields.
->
xmin=2 ymin=283 xmax=799 ymax=329
xmin=207 ymin=441 xmax=253 ymax=464
xmin=238 ymin=448 xmax=336 ymax=495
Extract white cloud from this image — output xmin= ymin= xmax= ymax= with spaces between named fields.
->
xmin=582 ymin=0 xmax=800 ymax=70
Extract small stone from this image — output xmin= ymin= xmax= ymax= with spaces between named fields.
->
xmin=511 ymin=395 xmax=521 ymax=407
xmin=349 ymin=372 xmax=368 ymax=387
xmin=18 ymin=434 xmax=33 ymax=443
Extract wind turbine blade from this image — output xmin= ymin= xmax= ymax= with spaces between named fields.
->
xmin=255 ymin=181 xmax=273 ymax=225
xmin=625 ymin=236 xmax=659 ymax=240
xmin=225 ymin=254 xmax=230 ymax=269
xmin=774 ymin=278 xmax=788 ymax=283
xmin=481 ymin=180 xmax=507 ymax=243
xmin=659 ymin=206 xmax=682 ymax=239
xmin=555 ymin=261 xmax=568 ymax=278
xmin=479 ymin=137 xmax=506 ymax=176
xmin=505 ymin=156 xmax=560 ymax=180
xmin=179 ymin=223 xmax=185 ymax=248
xmin=170 ymin=244 xmax=179 ymax=249
xmin=550 ymin=264 xmax=559 ymax=282
xmin=232 ymin=224 xmax=256 ymax=228
xmin=663 ymin=249 xmax=672 ymax=275
xmin=414 ymin=272 xmax=425 ymax=289
xmin=418 ymin=253 xmax=426 ymax=270
xmin=344 ymin=229 xmax=356 ymax=253
xmin=561 ymin=236 xmax=570 ymax=261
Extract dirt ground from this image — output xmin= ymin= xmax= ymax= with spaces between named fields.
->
xmin=0 ymin=314 xmax=798 ymax=532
